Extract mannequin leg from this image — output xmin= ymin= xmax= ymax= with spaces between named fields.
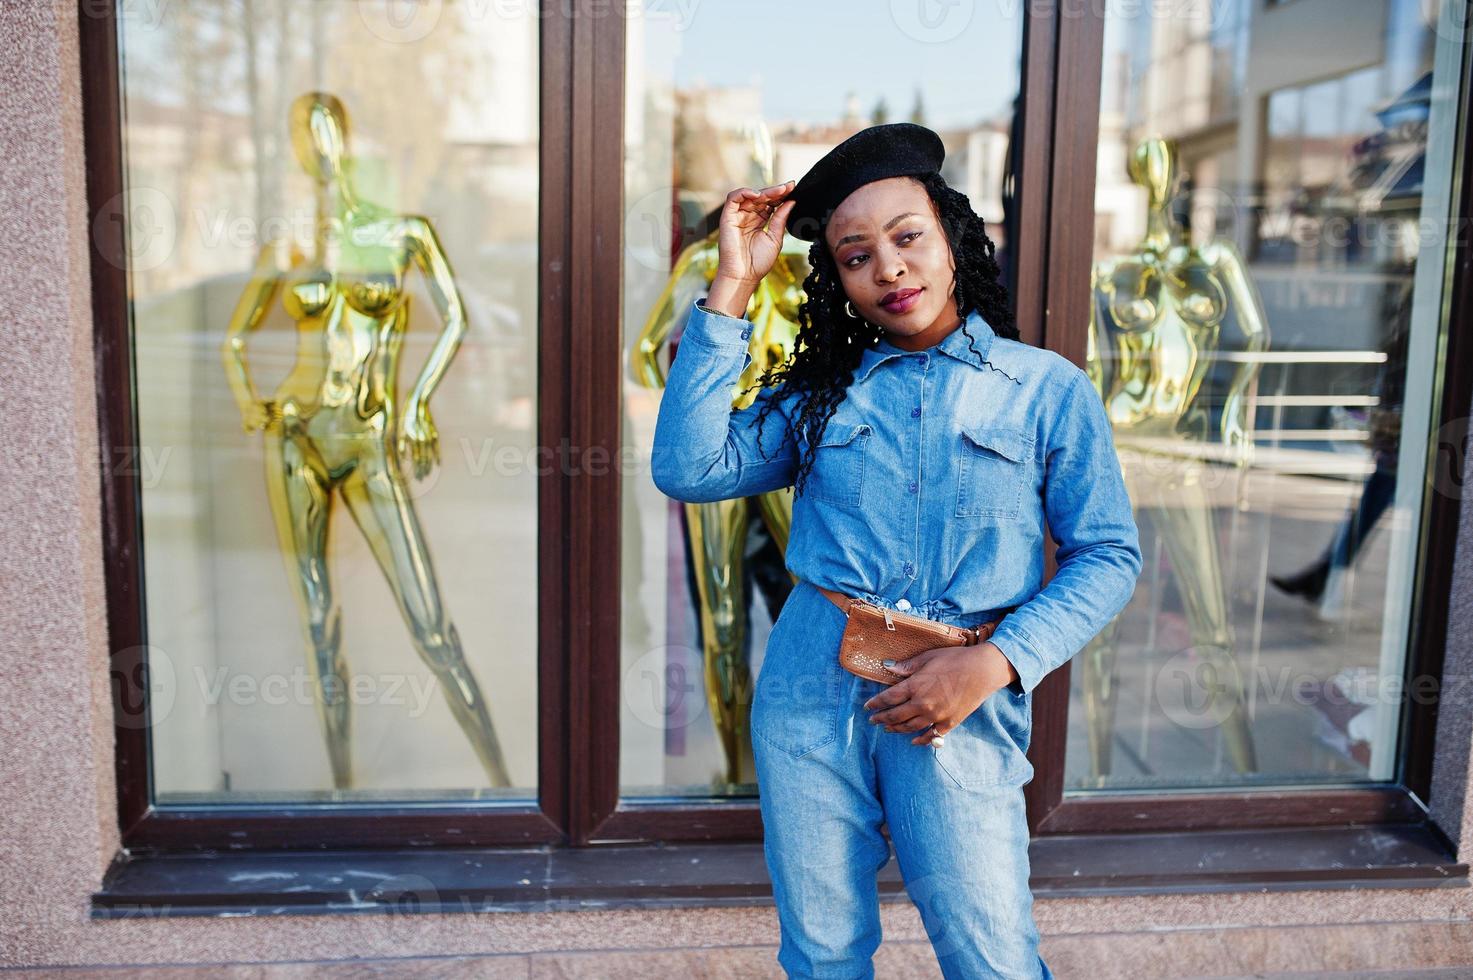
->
xmin=755 ymin=484 xmax=794 ymax=557
xmin=263 ymin=425 xmax=353 ymax=789
xmin=1149 ymin=456 xmax=1257 ymax=773
xmin=340 ymin=438 xmax=512 ymax=788
xmin=749 ymin=494 xmax=797 ymax=620
xmin=1079 ymin=447 xmax=1139 ymax=783
xmin=685 ymin=496 xmax=756 ymax=787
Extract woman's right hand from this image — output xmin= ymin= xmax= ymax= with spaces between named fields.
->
xmin=715 ymin=179 xmax=796 ymax=290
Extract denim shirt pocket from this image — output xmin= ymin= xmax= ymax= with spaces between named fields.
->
xmin=955 ymin=423 xmax=1034 ymax=520
xmin=805 ymin=421 xmax=872 ymax=507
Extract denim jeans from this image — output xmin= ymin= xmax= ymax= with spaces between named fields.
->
xmin=1325 ymin=463 xmax=1397 ymax=571
xmin=651 ymin=297 xmax=1139 ymax=977
xmin=752 ymin=579 xmax=1053 ymax=979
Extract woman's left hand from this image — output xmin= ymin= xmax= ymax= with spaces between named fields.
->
xmin=863 ymin=642 xmax=1020 ymax=745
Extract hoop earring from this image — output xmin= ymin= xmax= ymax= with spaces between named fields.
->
xmin=844 ymin=299 xmax=860 ymax=320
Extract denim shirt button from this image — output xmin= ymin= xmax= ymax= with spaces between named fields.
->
xmin=908 ymin=481 xmax=918 ymax=493
xmin=911 ymin=406 xmax=921 ymax=417
xmin=902 ymin=561 xmax=914 ymax=576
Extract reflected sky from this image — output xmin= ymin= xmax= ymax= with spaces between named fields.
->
xmin=653 ymin=0 xmax=1019 ymax=127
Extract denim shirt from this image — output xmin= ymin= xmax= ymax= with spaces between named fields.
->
xmin=650 ymin=296 xmax=1142 ymax=696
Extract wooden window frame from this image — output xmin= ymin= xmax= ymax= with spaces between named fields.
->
xmin=82 ymin=0 xmax=1469 ymax=911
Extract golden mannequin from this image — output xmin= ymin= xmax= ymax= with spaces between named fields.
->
xmin=1082 ymin=135 xmax=1270 ymax=781
xmin=221 ymin=91 xmax=512 ymax=790
xmin=632 ymin=173 xmax=809 ymax=788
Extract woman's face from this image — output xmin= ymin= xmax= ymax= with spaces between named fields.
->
xmin=823 ymin=176 xmax=960 ymax=343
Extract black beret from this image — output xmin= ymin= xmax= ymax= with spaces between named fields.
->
xmin=785 ymin=122 xmax=946 ymax=242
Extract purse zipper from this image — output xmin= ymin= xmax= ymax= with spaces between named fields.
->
xmin=877 ymin=603 xmax=980 ymax=643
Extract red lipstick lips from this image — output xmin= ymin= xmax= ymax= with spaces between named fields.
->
xmin=880 ymin=287 xmax=922 ymax=314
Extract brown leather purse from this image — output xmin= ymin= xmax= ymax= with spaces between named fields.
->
xmin=812 ymin=584 xmax=1001 ymax=685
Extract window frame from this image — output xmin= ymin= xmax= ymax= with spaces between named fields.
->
xmin=1030 ymin=3 xmax=1471 ymax=838
xmin=82 ymin=0 xmax=1469 ymax=896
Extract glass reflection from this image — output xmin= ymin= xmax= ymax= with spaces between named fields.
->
xmin=621 ymin=0 xmax=1024 ymax=798
xmin=120 ymin=1 xmax=540 ymax=804
xmin=1077 ymin=0 xmax=1463 ymax=789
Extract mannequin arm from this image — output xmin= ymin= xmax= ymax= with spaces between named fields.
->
xmin=631 ymin=236 xmax=718 ymax=390
xmin=221 ymin=241 xmax=286 ymax=425
xmin=404 ymin=215 xmax=468 ymax=412
xmin=1212 ymin=242 xmax=1271 ymax=456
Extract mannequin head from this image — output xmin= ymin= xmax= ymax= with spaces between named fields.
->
xmin=289 ymin=91 xmax=350 ymax=183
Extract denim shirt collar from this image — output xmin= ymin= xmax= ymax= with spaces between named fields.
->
xmin=856 ymin=307 xmax=1000 ymax=382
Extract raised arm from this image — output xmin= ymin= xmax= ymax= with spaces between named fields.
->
xmin=650 ymin=179 xmax=801 ymax=503
xmin=988 ymin=367 xmax=1143 ymax=694
xmin=649 ymin=297 xmax=799 ymax=503
xmin=630 ymin=233 xmax=719 ymax=391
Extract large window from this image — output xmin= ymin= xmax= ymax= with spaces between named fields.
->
xmin=113 ymin=1 xmax=539 ymax=804
xmin=617 ymin=0 xmax=1026 ymax=800
xmin=1076 ymin=0 xmax=1465 ymax=792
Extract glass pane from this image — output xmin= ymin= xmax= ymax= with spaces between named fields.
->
xmin=118 ymin=2 xmax=540 ymax=804
xmin=1075 ymin=0 xmax=1467 ymax=790
xmin=620 ymin=1 xmax=1025 ymax=798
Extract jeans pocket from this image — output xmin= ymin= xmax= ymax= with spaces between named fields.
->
xmin=932 ymin=695 xmax=1031 ymax=790
xmin=955 ymin=424 xmax=1033 ymax=520
xmin=805 ymin=422 xmax=871 ymax=507
xmin=751 ymin=587 xmax=847 ymax=759
xmin=1001 ymin=687 xmax=1033 ymax=756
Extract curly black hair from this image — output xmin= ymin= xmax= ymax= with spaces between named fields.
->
xmin=740 ymin=170 xmax=1018 ymax=498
